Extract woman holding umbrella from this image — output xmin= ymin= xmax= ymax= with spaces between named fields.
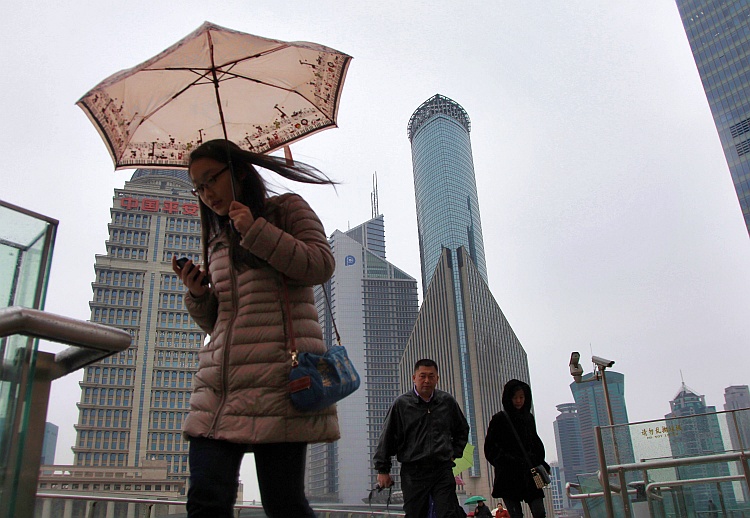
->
xmin=173 ymin=139 xmax=339 ymax=518
xmin=484 ymin=379 xmax=549 ymax=518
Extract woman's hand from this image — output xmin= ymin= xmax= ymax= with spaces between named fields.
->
xmin=228 ymin=201 xmax=254 ymax=235
xmin=172 ymin=256 xmax=209 ymax=297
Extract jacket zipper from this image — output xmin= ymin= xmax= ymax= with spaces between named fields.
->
xmin=207 ymin=255 xmax=239 ymax=437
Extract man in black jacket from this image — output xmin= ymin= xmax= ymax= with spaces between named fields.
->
xmin=373 ymin=358 xmax=469 ymax=518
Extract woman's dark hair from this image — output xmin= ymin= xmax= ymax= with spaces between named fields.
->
xmin=189 ymin=139 xmax=336 ymax=270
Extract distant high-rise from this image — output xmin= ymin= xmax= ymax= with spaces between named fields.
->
xmin=666 ymin=383 xmax=737 ymax=511
xmin=306 ymin=214 xmax=419 ymax=503
xmin=41 ymin=422 xmax=58 ymax=466
xmin=724 ymin=385 xmax=750 ymax=502
xmin=724 ymin=384 xmax=750 ymax=451
xmin=553 ymin=403 xmax=585 ymax=510
xmin=674 ymin=0 xmax=750 ymax=235
xmin=404 ymin=95 xmax=530 ymax=498
xmin=548 ymin=462 xmax=564 ymax=513
xmin=569 ymin=371 xmax=635 ymax=475
xmin=72 ymin=169 xmax=203 ymax=494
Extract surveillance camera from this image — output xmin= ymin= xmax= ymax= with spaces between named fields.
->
xmin=592 ymin=355 xmax=615 ymax=368
xmin=569 ymin=352 xmax=583 ymax=381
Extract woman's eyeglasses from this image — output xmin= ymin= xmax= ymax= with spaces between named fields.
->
xmin=191 ymin=165 xmax=230 ymax=197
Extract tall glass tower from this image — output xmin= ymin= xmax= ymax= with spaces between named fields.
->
xmin=569 ymin=371 xmax=635 ymax=475
xmin=403 ymin=95 xmax=529 ymax=498
xmin=407 ymin=94 xmax=487 ymax=292
xmin=674 ymin=0 xmax=750 ymax=236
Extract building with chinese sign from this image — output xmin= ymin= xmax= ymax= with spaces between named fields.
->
xmin=403 ymin=95 xmax=530 ymax=499
xmin=37 ymin=169 xmax=218 ymax=513
xmin=306 ymin=213 xmax=419 ymax=503
xmin=674 ymin=0 xmax=750 ymax=236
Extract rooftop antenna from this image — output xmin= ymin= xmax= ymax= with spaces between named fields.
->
xmin=371 ymin=171 xmax=380 ymax=218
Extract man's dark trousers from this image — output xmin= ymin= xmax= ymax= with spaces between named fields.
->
xmin=400 ymin=460 xmax=465 ymax=518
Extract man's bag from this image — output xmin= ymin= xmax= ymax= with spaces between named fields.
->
xmin=530 ymin=464 xmax=551 ymax=489
xmin=288 ymin=345 xmax=361 ymax=411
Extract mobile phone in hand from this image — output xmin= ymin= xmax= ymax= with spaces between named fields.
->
xmin=176 ymin=257 xmax=210 ymax=286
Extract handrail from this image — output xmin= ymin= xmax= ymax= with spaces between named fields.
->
xmin=645 ymin=474 xmax=747 ymax=499
xmin=0 ymin=306 xmax=131 ymax=378
xmin=35 ymin=492 xmax=406 ymax=517
xmin=608 ymin=451 xmax=748 ymax=473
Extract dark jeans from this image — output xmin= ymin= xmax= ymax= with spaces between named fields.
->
xmin=187 ymin=436 xmax=315 ymax=518
xmin=400 ymin=461 xmax=465 ymax=518
xmin=504 ymin=497 xmax=545 ymax=518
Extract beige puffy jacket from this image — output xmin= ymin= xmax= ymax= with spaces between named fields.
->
xmin=183 ymin=193 xmax=339 ymax=444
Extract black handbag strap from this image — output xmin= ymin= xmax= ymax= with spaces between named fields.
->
xmin=501 ymin=411 xmax=535 ymax=470
xmin=281 ymin=277 xmax=340 ymax=367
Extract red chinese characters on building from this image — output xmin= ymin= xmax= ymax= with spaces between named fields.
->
xmin=119 ymin=197 xmax=199 ymax=216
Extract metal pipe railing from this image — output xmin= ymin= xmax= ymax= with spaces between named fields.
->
xmin=35 ymin=492 xmax=404 ymax=518
xmin=1 ymin=306 xmax=131 ymax=518
xmin=0 ymin=306 xmax=132 ymax=379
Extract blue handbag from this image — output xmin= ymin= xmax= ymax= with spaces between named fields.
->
xmin=283 ymin=278 xmax=361 ymax=411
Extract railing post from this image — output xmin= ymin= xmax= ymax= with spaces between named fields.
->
xmin=595 ymin=425 xmax=615 ymax=518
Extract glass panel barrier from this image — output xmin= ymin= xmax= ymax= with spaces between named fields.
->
xmin=596 ymin=408 xmax=750 ymax=517
xmin=0 ymin=200 xmax=58 ymax=514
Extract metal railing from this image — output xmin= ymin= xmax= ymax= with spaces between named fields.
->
xmin=34 ymin=492 xmax=404 ymax=518
xmin=1 ymin=307 xmax=131 ymax=518
xmin=565 ymin=411 xmax=750 ymax=518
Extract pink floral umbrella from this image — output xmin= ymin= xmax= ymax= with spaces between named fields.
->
xmin=77 ymin=21 xmax=352 ymax=170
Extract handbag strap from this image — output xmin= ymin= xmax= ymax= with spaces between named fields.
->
xmin=501 ymin=411 xmax=535 ymax=470
xmin=281 ymin=276 xmax=299 ymax=365
xmin=281 ymin=277 xmax=340 ymax=367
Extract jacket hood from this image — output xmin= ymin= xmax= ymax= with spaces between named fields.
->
xmin=501 ymin=379 xmax=532 ymax=414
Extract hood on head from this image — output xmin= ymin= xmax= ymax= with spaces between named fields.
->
xmin=501 ymin=378 xmax=532 ymax=414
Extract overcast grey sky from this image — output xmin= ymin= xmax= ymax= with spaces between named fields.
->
xmin=3 ymin=0 xmax=749 ymax=501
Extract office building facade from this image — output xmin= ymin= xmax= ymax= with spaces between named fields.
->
xmin=724 ymin=385 xmax=750 ymax=502
xmin=306 ymin=215 xmax=419 ymax=503
xmin=404 ymin=95 xmax=530 ymax=498
xmin=41 ymin=422 xmax=58 ymax=466
xmin=553 ymin=403 xmax=585 ymax=510
xmin=72 ymin=169 xmax=204 ymax=492
xmin=675 ymin=0 xmax=750 ymax=235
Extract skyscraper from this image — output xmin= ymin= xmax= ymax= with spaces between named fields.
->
xmin=73 ymin=169 xmax=203 ymax=493
xmin=724 ymin=385 xmax=750 ymax=502
xmin=407 ymin=94 xmax=487 ymax=292
xmin=666 ymin=383 xmax=737 ymax=512
xmin=724 ymin=384 xmax=750 ymax=450
xmin=553 ymin=403 xmax=585 ymax=510
xmin=306 ymin=213 xmax=419 ymax=503
xmin=40 ymin=422 xmax=58 ymax=466
xmin=403 ymin=95 xmax=530 ymax=498
xmin=569 ymin=371 xmax=635 ymax=475
xmin=674 ymin=0 xmax=750 ymax=235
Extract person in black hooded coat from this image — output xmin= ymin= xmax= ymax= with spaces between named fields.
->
xmin=484 ymin=379 xmax=549 ymax=518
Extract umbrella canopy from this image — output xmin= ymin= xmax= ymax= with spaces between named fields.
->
xmin=465 ymin=496 xmax=487 ymax=505
xmin=77 ymin=21 xmax=352 ymax=170
xmin=453 ymin=443 xmax=475 ymax=475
